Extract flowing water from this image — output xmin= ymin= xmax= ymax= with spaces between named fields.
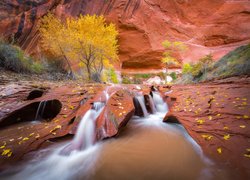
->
xmin=0 ymin=91 xmax=227 ymax=180
xmin=71 ymin=102 xmax=105 ymax=152
xmin=35 ymin=101 xmax=47 ymax=121
xmin=152 ymin=92 xmax=168 ymax=113
xmin=135 ymin=95 xmax=148 ymax=117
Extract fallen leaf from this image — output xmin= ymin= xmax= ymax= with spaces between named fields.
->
xmin=1 ymin=149 xmax=12 ymax=157
xmin=35 ymin=134 xmax=40 ymax=139
xmin=22 ymin=137 xmax=29 ymax=141
xmin=29 ymin=133 xmax=34 ymax=137
xmin=244 ymin=154 xmax=250 ymax=158
xmin=69 ymin=105 xmax=74 ymax=110
xmin=50 ymin=125 xmax=62 ymax=133
xmin=223 ymin=134 xmax=230 ymax=140
xmin=242 ymin=102 xmax=247 ymax=106
xmin=217 ymin=148 xmax=222 ymax=154
xmin=201 ymin=134 xmax=213 ymax=140
xmin=196 ymin=119 xmax=205 ymax=125
xmin=239 ymin=125 xmax=246 ymax=128
xmin=243 ymin=115 xmax=249 ymax=119
xmin=223 ymin=126 xmax=229 ymax=130
xmin=0 ymin=142 xmax=6 ymax=149
xmin=208 ymin=116 xmax=213 ymax=120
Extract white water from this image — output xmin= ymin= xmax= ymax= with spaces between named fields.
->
xmin=148 ymin=94 xmax=157 ymax=113
xmin=135 ymin=95 xmax=148 ymax=117
xmin=152 ymin=92 xmax=168 ymax=112
xmin=35 ymin=101 xmax=47 ymax=121
xmin=72 ymin=102 xmax=104 ymax=151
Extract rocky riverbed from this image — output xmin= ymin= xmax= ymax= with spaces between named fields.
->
xmin=0 ymin=75 xmax=249 ymax=179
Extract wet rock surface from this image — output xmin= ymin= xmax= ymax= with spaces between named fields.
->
xmin=163 ymin=77 xmax=250 ymax=179
xmin=0 ymin=75 xmax=250 ymax=179
xmin=0 ymin=78 xmax=152 ymax=170
xmin=0 ymin=80 xmax=125 ymax=169
xmin=96 ymin=89 xmax=135 ymax=140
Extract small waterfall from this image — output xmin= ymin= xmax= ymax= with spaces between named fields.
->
xmin=152 ymin=92 xmax=168 ymax=113
xmin=93 ymin=102 xmax=105 ymax=111
xmin=104 ymin=89 xmax=109 ymax=102
xmin=135 ymin=96 xmax=148 ymax=117
xmin=72 ymin=102 xmax=105 ymax=151
xmin=35 ymin=101 xmax=47 ymax=121
xmin=148 ymin=95 xmax=157 ymax=114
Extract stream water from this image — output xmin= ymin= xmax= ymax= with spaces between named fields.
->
xmin=0 ymin=90 xmax=228 ymax=180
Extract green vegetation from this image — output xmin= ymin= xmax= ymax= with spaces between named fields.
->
xmin=0 ymin=40 xmax=43 ymax=73
xmin=122 ymin=76 xmax=133 ymax=84
xmin=121 ymin=73 xmax=167 ymax=84
xmin=205 ymin=44 xmax=250 ymax=79
xmin=179 ymin=44 xmax=250 ymax=84
xmin=169 ymin=72 xmax=177 ymax=81
xmin=109 ymin=69 xmax=119 ymax=84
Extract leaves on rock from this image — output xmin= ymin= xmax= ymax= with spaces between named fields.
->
xmin=201 ymin=134 xmax=213 ymax=141
xmin=50 ymin=125 xmax=62 ymax=133
xmin=217 ymin=148 xmax=222 ymax=154
xmin=1 ymin=149 xmax=12 ymax=157
xmin=239 ymin=125 xmax=246 ymax=128
xmin=223 ymin=134 xmax=230 ymax=140
xmin=196 ymin=119 xmax=205 ymax=125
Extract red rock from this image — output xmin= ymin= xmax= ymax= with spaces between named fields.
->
xmin=161 ymin=77 xmax=250 ymax=179
xmin=0 ymin=0 xmax=249 ymax=70
xmin=96 ymin=89 xmax=135 ymax=140
xmin=0 ymin=79 xmax=105 ymax=169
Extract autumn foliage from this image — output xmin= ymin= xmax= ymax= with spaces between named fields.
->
xmin=161 ymin=40 xmax=187 ymax=73
xmin=39 ymin=13 xmax=119 ymax=81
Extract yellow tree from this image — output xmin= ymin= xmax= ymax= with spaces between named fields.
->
xmin=39 ymin=13 xmax=74 ymax=76
xmin=161 ymin=40 xmax=187 ymax=74
xmin=66 ymin=15 xmax=118 ymax=80
xmin=39 ymin=14 xmax=119 ymax=81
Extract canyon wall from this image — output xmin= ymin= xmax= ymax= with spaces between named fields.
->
xmin=0 ymin=0 xmax=250 ymax=71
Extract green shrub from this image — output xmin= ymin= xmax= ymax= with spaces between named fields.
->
xmin=0 ymin=40 xmax=44 ymax=74
xmin=204 ymin=44 xmax=250 ymax=80
xmin=31 ymin=62 xmax=44 ymax=73
xmin=179 ymin=44 xmax=250 ymax=83
xmin=122 ymin=76 xmax=132 ymax=84
xmin=109 ymin=68 xmax=119 ymax=84
xmin=134 ymin=73 xmax=150 ymax=79
xmin=170 ymin=72 xmax=177 ymax=80
xmin=182 ymin=63 xmax=193 ymax=74
xmin=44 ymin=56 xmax=66 ymax=73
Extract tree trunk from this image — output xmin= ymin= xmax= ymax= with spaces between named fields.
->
xmin=59 ymin=46 xmax=74 ymax=79
xmin=86 ymin=64 xmax=91 ymax=81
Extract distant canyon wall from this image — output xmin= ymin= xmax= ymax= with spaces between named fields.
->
xmin=0 ymin=0 xmax=250 ymax=71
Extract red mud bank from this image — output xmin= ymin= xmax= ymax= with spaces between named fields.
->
xmin=0 ymin=0 xmax=250 ymax=70
xmin=163 ymin=76 xmax=250 ymax=179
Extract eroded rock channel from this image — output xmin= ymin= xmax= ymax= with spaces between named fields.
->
xmin=0 ymin=78 xmax=249 ymax=179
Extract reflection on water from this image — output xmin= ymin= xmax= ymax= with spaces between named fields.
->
xmin=1 ymin=113 xmax=228 ymax=180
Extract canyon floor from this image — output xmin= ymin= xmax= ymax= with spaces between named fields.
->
xmin=0 ymin=72 xmax=249 ymax=179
